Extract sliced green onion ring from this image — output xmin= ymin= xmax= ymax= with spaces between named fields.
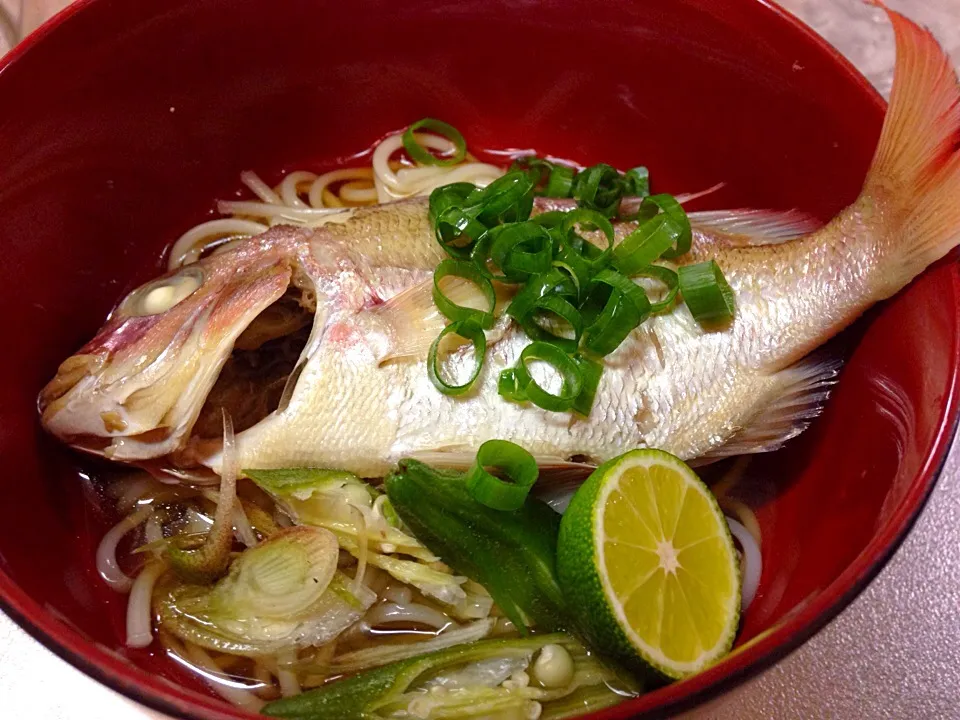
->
xmin=465 ymin=439 xmax=539 ymax=511
xmin=624 ymin=166 xmax=650 ymax=199
xmin=474 ymin=172 xmax=535 ymax=225
xmin=632 ymin=264 xmax=680 ymax=314
xmin=678 ymin=260 xmax=736 ymax=327
xmin=490 ymin=222 xmax=553 ymax=280
xmin=581 ymin=271 xmax=650 ymax=356
xmin=530 ymin=210 xmax=567 ymax=230
xmin=551 ymin=247 xmax=592 ymax=302
xmin=561 ymin=209 xmax=615 ymax=267
xmin=497 ymin=368 xmax=528 ymax=403
xmin=582 ymin=291 xmax=639 ymax=357
xmin=436 ymin=206 xmax=486 ymax=258
xmin=429 ymin=182 xmax=477 ymax=224
xmin=591 ymin=269 xmax=651 ymax=317
xmin=403 ymin=118 xmax=467 ymax=167
xmin=572 ymin=354 xmax=603 ymax=417
xmin=513 ymin=342 xmax=583 ymax=412
xmin=428 ymin=320 xmax=487 ymax=396
xmin=520 ymin=294 xmax=584 ymax=353
xmin=505 ymin=270 xmax=576 ymax=323
xmin=645 ymin=194 xmax=692 ymax=259
xmin=433 ymin=259 xmax=497 ymax=328
xmin=469 ymin=229 xmax=509 ymax=282
xmin=544 ymin=165 xmax=575 ymax=198
xmin=509 ymin=157 xmax=553 ymax=189
xmin=571 ymin=163 xmax=624 ymax=218
xmin=613 ymin=215 xmax=681 ymax=273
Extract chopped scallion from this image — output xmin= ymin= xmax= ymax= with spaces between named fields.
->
xmin=403 ymin=118 xmax=467 ymax=167
xmin=678 ymin=260 xmax=736 ymax=327
xmin=465 ymin=439 xmax=539 ymax=511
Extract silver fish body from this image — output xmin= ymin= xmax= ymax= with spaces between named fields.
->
xmin=39 ymin=9 xmax=960 ymax=480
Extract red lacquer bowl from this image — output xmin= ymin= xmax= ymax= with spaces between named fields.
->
xmin=0 ymin=0 xmax=956 ymax=718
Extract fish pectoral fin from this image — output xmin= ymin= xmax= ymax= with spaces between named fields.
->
xmin=374 ymin=273 xmax=514 ymax=363
xmin=372 ymin=277 xmax=447 ymax=362
xmin=688 ymin=208 xmax=821 ymax=246
xmin=700 ymin=354 xmax=843 ymax=460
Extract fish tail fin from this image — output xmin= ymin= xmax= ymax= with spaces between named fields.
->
xmin=862 ymin=2 xmax=960 ymax=291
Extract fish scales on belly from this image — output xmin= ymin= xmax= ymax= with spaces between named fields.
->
xmin=38 ymin=7 xmax=960 ymax=480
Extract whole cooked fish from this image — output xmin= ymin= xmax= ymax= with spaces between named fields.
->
xmin=39 ymin=8 xmax=960 ymax=479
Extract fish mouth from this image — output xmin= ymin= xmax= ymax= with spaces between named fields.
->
xmin=39 ymin=246 xmax=317 ymax=462
xmin=188 ymin=288 xmax=313 ymax=441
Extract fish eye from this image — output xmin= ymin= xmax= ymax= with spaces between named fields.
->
xmin=124 ymin=267 xmax=204 ymax=317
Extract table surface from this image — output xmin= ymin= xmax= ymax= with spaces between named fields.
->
xmin=2 ymin=1 xmax=960 ymax=718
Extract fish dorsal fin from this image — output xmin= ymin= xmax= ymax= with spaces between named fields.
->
xmin=698 ymin=354 xmax=842 ymax=461
xmin=374 ymin=274 xmax=516 ymax=363
xmin=688 ymin=209 xmax=821 ymax=246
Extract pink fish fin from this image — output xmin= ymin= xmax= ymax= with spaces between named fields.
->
xmin=374 ymin=274 xmax=514 ymax=363
xmin=620 ymin=183 xmax=726 ymax=217
xmin=674 ymin=182 xmax=726 ymax=205
xmin=687 ymin=209 xmax=821 ymax=246
xmin=696 ymin=354 xmax=842 ymax=461
xmin=371 ymin=277 xmax=446 ymax=362
xmin=862 ymin=2 xmax=960 ymax=288
xmin=405 ymin=450 xmax=595 ymax=482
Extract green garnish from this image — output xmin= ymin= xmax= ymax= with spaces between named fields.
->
xmin=465 ymin=439 xmax=538 ymax=511
xmin=427 ymin=320 xmax=486 ymax=396
xmin=634 ymin=263 xmax=680 ymax=314
xmin=385 ymin=458 xmax=566 ymax=633
xmin=432 ymin=258 xmax=496 ymax=328
xmin=571 ymin=163 xmax=624 ymax=219
xmin=405 ymin=118 xmax=736 ymax=416
xmin=402 ymin=117 xmax=467 ymax=167
xmin=262 ymin=635 xmax=635 ymax=720
xmin=511 ymin=341 xmax=584 ymax=412
xmin=624 ymin=165 xmax=650 ymax=198
xmin=679 ymin=259 xmax=736 ymax=327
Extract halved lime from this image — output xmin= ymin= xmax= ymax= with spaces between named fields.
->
xmin=557 ymin=449 xmax=739 ymax=679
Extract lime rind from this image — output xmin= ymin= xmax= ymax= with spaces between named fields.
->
xmin=558 ymin=449 xmax=740 ymax=680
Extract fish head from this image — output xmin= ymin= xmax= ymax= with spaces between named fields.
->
xmin=38 ymin=227 xmax=315 ymax=460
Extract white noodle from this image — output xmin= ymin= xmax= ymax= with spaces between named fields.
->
xmin=277 ymin=171 xmax=318 ymax=208
xmin=96 ymin=507 xmax=151 ymax=592
xmin=216 ymin=200 xmax=346 ymax=222
xmin=383 ymin=585 xmax=413 ymax=606
xmin=180 ymin=644 xmax=266 ymax=712
xmin=727 ymin=517 xmax=762 ymax=611
xmin=168 ymin=218 xmax=269 ymax=270
xmin=125 ymin=561 xmax=166 ymax=648
xmin=338 ymin=181 xmax=378 ymax=204
xmin=307 ymin=168 xmax=374 ymax=208
xmin=395 ymin=162 xmax=503 ymax=196
xmin=171 ymin=130 xmax=503 ymax=266
xmin=364 ymin=601 xmax=451 ymax=630
xmin=240 ymin=170 xmax=281 ymax=204
xmin=275 ymin=651 xmax=302 ymax=698
xmin=371 ymin=132 xmax=452 ymax=191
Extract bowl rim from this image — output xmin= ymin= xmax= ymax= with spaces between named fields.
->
xmin=0 ymin=0 xmax=957 ymax=718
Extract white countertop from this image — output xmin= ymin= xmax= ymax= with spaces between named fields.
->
xmin=2 ymin=1 xmax=960 ymax=719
